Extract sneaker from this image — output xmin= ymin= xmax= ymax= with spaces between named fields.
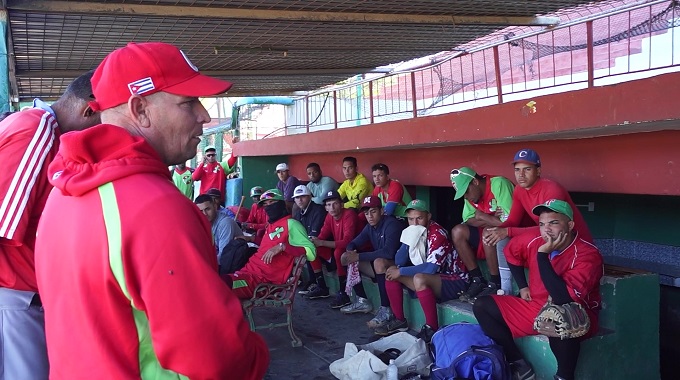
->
xmin=510 ymin=359 xmax=536 ymax=380
xmin=459 ymin=277 xmax=487 ymax=302
xmin=468 ymin=282 xmax=500 ymax=304
xmin=330 ymin=291 xmax=351 ymax=309
xmin=367 ymin=306 xmax=393 ymax=329
xmin=374 ymin=318 xmax=409 ymax=336
xmin=340 ymin=297 xmax=373 ymax=314
xmin=415 ymin=324 xmax=436 ymax=344
xmin=305 ymin=284 xmax=330 ymax=299
xmin=297 ymin=281 xmax=314 ymax=295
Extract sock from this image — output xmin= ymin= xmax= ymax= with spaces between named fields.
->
xmin=339 ymin=275 xmax=347 ymax=294
xmin=385 ymin=280 xmax=405 ymax=320
xmin=306 ymin=262 xmax=318 ymax=284
xmin=416 ymin=288 xmax=439 ymax=330
xmin=315 ymin=272 xmax=328 ymax=289
xmin=353 ymin=283 xmax=367 ymax=299
xmin=489 ymin=274 xmax=501 ymax=287
xmin=376 ymin=274 xmax=390 ymax=307
xmin=469 ymin=267 xmax=483 ymax=280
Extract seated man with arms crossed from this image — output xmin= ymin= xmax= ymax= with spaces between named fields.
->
xmin=473 ymin=200 xmax=602 ymax=380
xmin=378 ymin=200 xmax=469 ymax=342
xmin=224 ymin=189 xmax=316 ymax=299
xmin=337 ymin=156 xmax=374 ymax=211
xmin=449 ymin=166 xmax=515 ymax=302
xmin=310 ymin=190 xmax=361 ymax=309
xmin=340 ymin=196 xmax=405 ymax=329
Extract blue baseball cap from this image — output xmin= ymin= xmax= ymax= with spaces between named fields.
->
xmin=512 ymin=148 xmax=541 ymax=167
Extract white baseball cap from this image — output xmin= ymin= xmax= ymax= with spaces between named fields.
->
xmin=293 ymin=185 xmax=311 ymax=198
xmin=275 ymin=163 xmax=289 ymax=172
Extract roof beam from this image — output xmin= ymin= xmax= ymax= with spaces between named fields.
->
xmin=7 ymin=0 xmax=560 ymax=26
xmin=15 ymin=68 xmax=394 ymax=78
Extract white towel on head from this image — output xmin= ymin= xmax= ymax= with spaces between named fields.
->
xmin=400 ymin=225 xmax=427 ymax=265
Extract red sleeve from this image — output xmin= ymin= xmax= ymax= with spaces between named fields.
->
xmin=317 ymin=214 xmax=333 ymax=241
xmin=388 ymin=180 xmax=405 ymax=205
xmin=371 ymin=186 xmax=380 ymax=196
xmin=499 ymin=186 xmax=528 ymax=230
xmin=336 ymin=211 xmax=359 ymax=254
xmin=563 ymin=245 xmax=603 ymax=304
xmin=124 ymin=198 xmax=269 ymax=379
xmin=227 ymin=155 xmax=237 ymax=167
xmin=191 ymin=164 xmax=204 ymax=181
xmin=0 ymin=110 xmax=55 ymax=245
xmin=503 ymin=232 xmax=537 ymax=267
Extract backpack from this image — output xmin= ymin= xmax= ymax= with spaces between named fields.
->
xmin=429 ymin=322 xmax=511 ymax=380
xmin=219 ymin=239 xmax=255 ymax=275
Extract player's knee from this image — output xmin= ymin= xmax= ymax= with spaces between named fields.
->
xmin=412 ymin=273 xmax=428 ymax=291
xmin=451 ymin=224 xmax=468 ymax=242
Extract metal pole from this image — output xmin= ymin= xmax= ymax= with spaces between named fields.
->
xmin=410 ymin=72 xmax=418 ymax=118
xmin=493 ymin=46 xmax=504 ymax=104
xmin=369 ymin=81 xmax=375 ymax=124
xmin=333 ymin=90 xmax=338 ymax=129
xmin=587 ymin=20 xmax=594 ymax=88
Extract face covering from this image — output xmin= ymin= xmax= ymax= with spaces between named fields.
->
xmin=264 ymin=201 xmax=288 ymax=223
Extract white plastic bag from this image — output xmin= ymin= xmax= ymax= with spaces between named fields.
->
xmin=329 ymin=332 xmax=431 ymax=379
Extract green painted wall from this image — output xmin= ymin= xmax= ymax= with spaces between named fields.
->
xmin=241 ymin=155 xmax=288 ymax=208
xmin=571 ymin=192 xmax=680 ymax=246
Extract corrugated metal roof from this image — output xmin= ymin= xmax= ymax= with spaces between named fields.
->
xmin=5 ymin=0 xmax=614 ymax=101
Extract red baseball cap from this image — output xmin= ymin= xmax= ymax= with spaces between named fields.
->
xmin=89 ymin=42 xmax=233 ymax=111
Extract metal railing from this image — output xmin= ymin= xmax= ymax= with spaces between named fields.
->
xmin=239 ymin=0 xmax=680 ymax=139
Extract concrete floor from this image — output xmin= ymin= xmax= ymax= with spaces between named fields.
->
xmin=254 ymin=293 xmax=389 ymax=380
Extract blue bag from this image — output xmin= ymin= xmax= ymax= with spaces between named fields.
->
xmin=430 ymin=322 xmax=511 ymax=380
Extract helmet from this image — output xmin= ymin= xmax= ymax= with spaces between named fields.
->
xmin=250 ymin=186 xmax=264 ymax=197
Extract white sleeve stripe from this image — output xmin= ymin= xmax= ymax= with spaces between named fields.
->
xmin=0 ymin=113 xmax=56 ymax=239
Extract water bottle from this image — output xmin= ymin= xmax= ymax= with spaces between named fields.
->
xmin=386 ymin=359 xmax=398 ymax=380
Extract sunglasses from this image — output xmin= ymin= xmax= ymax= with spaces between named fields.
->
xmin=206 ymin=154 xmax=216 ymax=157
xmin=450 ymin=169 xmax=475 ymax=190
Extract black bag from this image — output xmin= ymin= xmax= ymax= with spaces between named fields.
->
xmin=219 ymin=239 xmax=255 ymax=275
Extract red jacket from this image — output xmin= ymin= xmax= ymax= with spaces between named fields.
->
xmin=35 ymin=124 xmax=269 ymax=379
xmin=192 ymin=161 xmax=226 ymax=197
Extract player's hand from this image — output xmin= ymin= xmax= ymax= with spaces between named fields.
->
xmin=340 ymin=250 xmax=359 ymax=266
xmin=310 ymin=236 xmax=323 ymax=247
xmin=494 ymin=207 xmax=504 ymax=219
xmin=538 ymin=232 xmax=568 ymax=253
xmin=519 ymin=287 xmax=532 ymax=301
xmin=262 ymin=244 xmax=283 ymax=264
xmin=483 ymin=227 xmax=508 ymax=246
xmin=385 ymin=266 xmax=400 ymax=281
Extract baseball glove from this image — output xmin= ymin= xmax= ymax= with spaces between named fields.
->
xmin=533 ymin=298 xmax=590 ymax=340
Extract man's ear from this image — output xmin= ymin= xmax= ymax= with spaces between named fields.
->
xmin=568 ymin=220 xmax=575 ymax=232
xmin=128 ymin=95 xmax=150 ymax=128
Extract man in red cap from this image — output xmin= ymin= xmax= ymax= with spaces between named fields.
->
xmin=0 ymin=71 xmax=100 ymax=380
xmin=34 ymin=42 xmax=268 ymax=380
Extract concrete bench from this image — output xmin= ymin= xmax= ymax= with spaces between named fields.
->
xmin=323 ymin=265 xmax=659 ymax=380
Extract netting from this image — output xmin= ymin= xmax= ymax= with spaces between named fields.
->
xmin=269 ymin=0 xmax=680 ymax=135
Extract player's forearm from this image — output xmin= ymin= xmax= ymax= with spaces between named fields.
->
xmin=537 ymin=253 xmax=572 ymax=304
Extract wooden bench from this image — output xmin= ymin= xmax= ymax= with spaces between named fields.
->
xmin=242 ymin=255 xmax=307 ymax=347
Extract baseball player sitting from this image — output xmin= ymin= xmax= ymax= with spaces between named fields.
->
xmin=472 ymin=200 xmax=603 ymax=380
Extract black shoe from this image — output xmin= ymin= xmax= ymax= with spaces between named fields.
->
xmin=374 ymin=318 xmax=409 ymax=336
xmin=459 ymin=277 xmax=487 ymax=302
xmin=329 ymin=291 xmax=351 ymax=309
xmin=305 ymin=284 xmax=330 ymax=299
xmin=415 ymin=324 xmax=436 ymax=344
xmin=469 ymin=282 xmax=500 ymax=304
xmin=510 ymin=359 xmax=536 ymax=380
xmin=297 ymin=281 xmax=314 ymax=295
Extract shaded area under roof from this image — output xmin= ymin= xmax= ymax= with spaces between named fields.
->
xmin=5 ymin=0 xmax=620 ymax=101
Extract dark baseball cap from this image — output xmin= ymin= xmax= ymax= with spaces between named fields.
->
xmin=360 ymin=196 xmax=382 ymax=211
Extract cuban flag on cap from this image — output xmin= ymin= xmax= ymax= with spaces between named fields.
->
xmin=128 ymin=77 xmax=155 ymax=95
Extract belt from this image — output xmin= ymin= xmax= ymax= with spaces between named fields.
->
xmin=30 ymin=294 xmax=42 ymax=307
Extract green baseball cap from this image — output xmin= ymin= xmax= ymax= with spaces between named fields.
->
xmin=405 ymin=199 xmax=429 ymax=213
xmin=258 ymin=189 xmax=284 ymax=204
xmin=532 ymin=199 xmax=574 ymax=220
xmin=450 ymin=167 xmax=477 ymax=200
xmin=204 ymin=145 xmax=216 ymax=153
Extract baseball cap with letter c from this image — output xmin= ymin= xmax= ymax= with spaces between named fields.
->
xmin=89 ymin=42 xmax=233 ymax=111
xmin=511 ymin=148 xmax=541 ymax=167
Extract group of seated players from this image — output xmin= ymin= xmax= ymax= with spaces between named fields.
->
xmin=192 ymin=149 xmax=603 ymax=380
